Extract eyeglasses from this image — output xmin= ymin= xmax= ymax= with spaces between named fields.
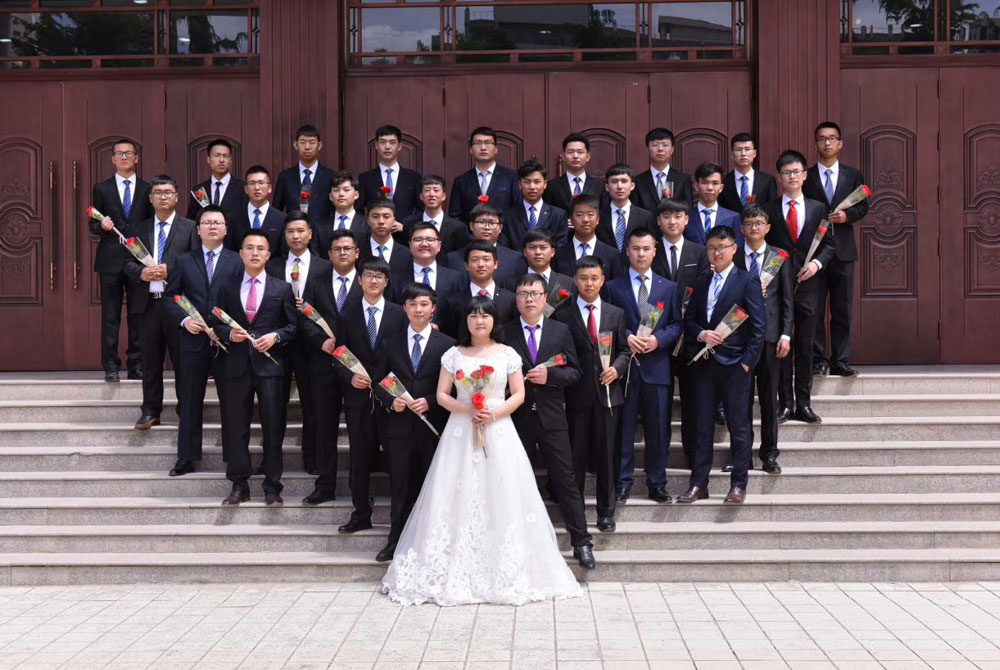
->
xmin=246 ymin=180 xmax=270 ymax=188
xmin=112 ymin=151 xmax=136 ymax=158
xmin=706 ymin=244 xmax=736 ymax=255
xmin=331 ymin=245 xmax=356 ymax=254
xmin=515 ymin=291 xmax=544 ymax=300
xmin=200 ymin=221 xmax=225 ymax=228
xmin=741 ymin=221 xmax=768 ymax=229
xmin=471 ymin=140 xmax=496 ymax=147
xmin=410 ymin=236 xmax=440 ymax=244
xmin=361 ymin=273 xmax=386 ymax=282
xmin=151 ymin=190 xmax=177 ymax=198
xmin=816 ymin=136 xmax=841 ymax=144
xmin=472 ymin=220 xmax=500 ymax=228
xmin=779 ymin=169 xmax=806 ymax=178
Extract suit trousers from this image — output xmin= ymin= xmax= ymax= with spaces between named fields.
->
xmin=283 ymin=346 xmax=316 ymax=470
xmin=568 ymin=403 xmax=617 ymax=519
xmin=385 ymin=422 xmax=437 ymax=545
xmin=99 ymin=270 xmax=141 ymax=373
xmin=619 ymin=364 xmax=672 ymax=490
xmin=749 ymin=343 xmax=781 ymax=461
xmin=514 ymin=411 xmax=593 ymax=547
xmin=813 ymin=257 xmax=855 ymax=366
xmin=177 ymin=346 xmax=227 ymax=462
xmin=224 ymin=372 xmax=286 ymax=494
xmin=138 ymin=297 xmax=181 ymax=417
xmin=344 ymin=398 xmax=389 ymax=523
xmin=778 ymin=355 xmax=793 ymax=412
xmin=791 ymin=285 xmax=821 ymax=409
xmin=675 ymin=360 xmax=697 ymax=468
xmin=689 ymin=357 xmax=752 ymax=490
xmin=310 ymin=372 xmax=342 ymax=495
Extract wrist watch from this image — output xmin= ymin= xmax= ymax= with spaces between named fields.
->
xmin=273 ymin=332 xmax=281 ymax=344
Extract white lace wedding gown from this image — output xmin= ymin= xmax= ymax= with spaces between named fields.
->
xmin=382 ymin=345 xmax=582 ymax=606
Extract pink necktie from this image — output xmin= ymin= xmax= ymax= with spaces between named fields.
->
xmin=246 ymin=277 xmax=258 ymax=323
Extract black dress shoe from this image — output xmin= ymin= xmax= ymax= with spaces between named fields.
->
xmin=596 ymin=516 xmax=616 ymax=532
xmin=375 ymin=544 xmax=396 ymax=562
xmin=265 ymin=492 xmax=283 ymax=506
xmin=676 ymin=486 xmax=708 ymax=504
xmin=793 ymin=407 xmax=823 ymax=424
xmin=222 ymin=487 xmax=249 ymax=505
xmin=338 ymin=518 xmax=373 ymax=534
xmin=721 ymin=463 xmax=733 ymax=473
xmin=812 ymin=361 xmax=829 ymax=377
xmin=127 ymin=368 xmax=143 ymax=380
xmin=615 ymin=487 xmax=631 ymax=503
xmin=776 ymin=408 xmax=793 ymax=424
xmin=761 ymin=456 xmax=782 ymax=474
xmin=647 ymin=486 xmax=671 ymax=503
xmin=169 ymin=459 xmax=194 ymax=477
xmin=830 ymin=363 xmax=859 ymax=377
xmin=251 ymin=463 xmax=264 ymax=476
xmin=104 ymin=370 xmax=120 ymax=383
xmin=302 ymin=489 xmax=336 ymax=506
xmin=134 ymin=414 xmax=160 ymax=430
xmin=305 ymin=466 xmax=318 ymax=476
xmin=573 ymin=545 xmax=596 ymax=569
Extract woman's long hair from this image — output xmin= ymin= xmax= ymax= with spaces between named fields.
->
xmin=457 ymin=295 xmax=504 ymax=346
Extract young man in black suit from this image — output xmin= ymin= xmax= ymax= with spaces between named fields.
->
xmin=765 ymin=150 xmax=834 ymax=424
xmin=444 ymin=202 xmax=524 ymax=286
xmin=552 ymin=257 xmax=630 ymax=532
xmin=372 ymin=283 xmax=455 ymax=562
xmin=686 ymin=162 xmax=744 ymax=247
xmin=500 ymin=159 xmax=569 ymax=250
xmin=632 ymin=128 xmax=693 ymax=211
xmin=503 ymin=229 xmax=573 ymax=296
xmin=124 ymin=175 xmax=199 ymax=430
xmin=90 ymin=138 xmax=152 ymax=382
xmin=543 ymin=132 xmax=607 ymax=212
xmin=212 ymin=229 xmax=298 ymax=506
xmin=736 ymin=205 xmax=793 ymax=474
xmin=265 ymin=211 xmax=333 ymax=475
xmin=312 ymin=171 xmax=370 ymax=255
xmin=358 ymin=199 xmax=413 ymax=278
xmin=720 ymin=132 xmax=779 ymax=213
xmin=505 ymin=273 xmax=595 ymax=569
xmin=186 ymin=138 xmax=245 ymax=224
xmin=679 ymin=225 xmax=765 ymax=504
xmin=357 ymin=124 xmax=422 ymax=220
xmin=298 ymin=229 xmax=362 ymax=506
xmin=401 ymin=175 xmax=470 ymax=256
xmin=553 ymin=194 xmax=622 ymax=279
xmin=598 ymin=163 xmax=656 ymax=253
xmin=273 ymin=124 xmax=333 ymax=224
xmin=448 ymin=126 xmax=520 ymax=222
xmin=165 ymin=205 xmax=243 ymax=476
xmin=804 ymin=121 xmax=870 ymax=378
xmin=439 ymin=239 xmax=518 ymax=338
xmin=390 ymin=222 xmax=464 ymax=311
xmin=227 ymin=166 xmax=286 ymax=254
xmin=335 ymin=257 xmax=408 ymax=534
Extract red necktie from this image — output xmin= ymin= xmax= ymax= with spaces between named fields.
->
xmin=786 ymin=200 xmax=799 ymax=244
xmin=586 ymin=304 xmax=598 ymax=345
xmin=478 ymin=289 xmax=488 ymax=297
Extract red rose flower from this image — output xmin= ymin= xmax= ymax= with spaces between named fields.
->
xmin=656 ymin=301 xmax=664 ymax=309
xmin=735 ymin=308 xmax=748 ymax=320
xmin=379 ymin=377 xmax=394 ymax=390
xmin=557 ymin=288 xmax=570 ymax=300
xmin=380 ymin=186 xmax=392 ymax=194
xmin=477 ymin=195 xmax=490 ymax=203
xmin=471 ymin=369 xmax=482 ymax=380
xmin=818 ymin=225 xmax=828 ymax=235
xmin=777 ymin=249 xmax=789 ymax=259
xmin=211 ymin=307 xmax=222 ymax=317
xmin=86 ymin=206 xmax=96 ymax=217
xmin=126 ymin=237 xmax=136 ymax=245
xmin=746 ymin=194 xmax=756 ymax=204
xmin=861 ymin=184 xmax=872 ymax=197
xmin=301 ymin=304 xmax=314 ymax=316
xmin=470 ymin=391 xmax=486 ymax=410
xmin=455 ymin=369 xmax=465 ymax=380
xmin=333 ymin=345 xmax=347 ymax=357
xmin=552 ymin=354 xmax=566 ymax=366
xmin=686 ymin=287 xmax=694 ymax=295
xmin=483 ymin=365 xmax=494 ymax=374
xmin=299 ymin=190 xmax=311 ymax=200
xmin=172 ymin=295 xmax=181 ymax=303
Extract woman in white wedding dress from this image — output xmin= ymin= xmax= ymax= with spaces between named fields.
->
xmin=382 ymin=296 xmax=582 ymax=606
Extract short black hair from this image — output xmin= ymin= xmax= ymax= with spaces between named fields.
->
xmin=627 ymin=227 xmax=656 ymax=245
xmin=575 ymin=255 xmax=605 ymax=274
xmin=295 ymin=124 xmax=321 ymax=142
xmin=468 ymin=126 xmax=497 ymax=145
xmin=409 ymin=221 xmax=440 ymax=239
xmin=605 ymin=163 xmax=635 ymax=181
xmin=196 ymin=205 xmax=228 ymax=227
xmin=113 ymin=138 xmax=138 ymax=153
xmin=776 ymin=149 xmax=808 ymax=173
xmin=694 ymin=162 xmax=724 ymax=182
xmin=421 ymin=174 xmax=447 ymax=189
xmin=741 ymin=203 xmax=770 ymax=223
xmin=330 ymin=170 xmax=358 ymax=191
xmin=522 ymin=228 xmax=555 ymax=249
xmin=206 ymin=138 xmax=233 ymax=156
xmin=150 ymin=174 xmax=178 ymax=190
xmin=562 ymin=132 xmax=590 ymax=151
xmin=515 ymin=273 xmax=548 ymax=293
xmin=730 ymin=132 xmax=757 ymax=150
xmin=464 ymin=239 xmax=498 ymax=262
xmin=517 ymin=159 xmax=547 ymax=181
xmin=401 ymin=282 xmax=436 ymax=304
xmin=240 ymin=228 xmax=270 ymax=248
xmin=284 ymin=210 xmax=310 ymax=228
xmin=469 ymin=202 xmax=503 ymax=225
xmin=245 ymin=165 xmax=270 ymax=180
xmin=374 ymin=124 xmax=402 ymax=142
xmin=569 ymin=194 xmax=601 ymax=214
xmin=656 ymin=198 xmax=688 ymax=216
xmin=329 ymin=229 xmax=356 ymax=246
xmin=358 ymin=256 xmax=391 ymax=279
xmin=706 ymin=225 xmax=737 ymax=243
xmin=366 ymin=198 xmax=396 ymax=216
xmin=645 ymin=127 xmax=676 ymax=146
xmin=457 ymin=295 xmax=503 ymax=346
xmin=815 ymin=121 xmax=842 ymax=139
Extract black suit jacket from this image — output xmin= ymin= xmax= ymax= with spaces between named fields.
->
xmin=186 ymin=176 xmax=246 ymax=222
xmin=389 ymin=263 xmax=464 ymax=311
xmin=597 ymin=204 xmax=656 ymax=252
xmin=444 ymin=244 xmax=526 ymax=287
xmin=735 ymin=246 xmax=794 ymax=343
xmin=543 ymin=172 xmax=607 ymax=212
xmin=448 ymin=165 xmax=520 ymax=222
xmin=551 ymin=300 xmax=630 ymax=409
xmin=374 ymin=326 xmax=456 ymax=436
xmin=90 ymin=176 xmax=154 ymax=274
xmin=165 ymin=247 xmax=244 ymax=353
xmin=553 ymin=238 xmax=622 ymax=280
xmin=334 ymin=298 xmax=408 ymax=408
xmin=226 ymin=204 xmax=287 ymax=255
xmin=359 ymin=237 xmax=414 ymax=278
xmin=311 ymin=212 xmax=370 ymax=257
xmin=212 ymin=273 xmax=298 ymax=378
xmin=803 ymin=163 xmax=869 ymax=262
xmin=651 ymin=238 xmax=710 ymax=299
xmin=720 ymin=169 xmax=779 ymax=213
xmin=273 ymin=163 xmax=334 ymax=223
xmin=763 ymin=197 xmax=834 ymax=289
xmin=300 ymin=266 xmax=363 ymax=376
xmin=358 ymin=166 xmax=422 ymax=220
xmin=503 ymin=317 xmax=581 ymax=430
xmin=632 ymin=167 xmax=694 ymax=211
xmin=123 ymin=214 xmax=199 ymax=314
xmin=500 ymin=201 xmax=569 ymax=251
xmin=439 ymin=286 xmax=517 ymax=339
xmin=264 ymin=252 xmax=332 ymax=303
xmin=683 ymin=266 xmax=766 ymax=369
xmin=401 ymin=213 xmax=471 ymax=257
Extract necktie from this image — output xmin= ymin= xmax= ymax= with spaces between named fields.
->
xmin=525 ymin=325 xmax=539 ymax=364
xmin=376 ymin=245 xmax=386 ymax=260
xmin=122 ymin=179 xmax=132 ymax=217
xmin=615 ymin=209 xmax=627 ymax=251
xmin=205 ymin=250 xmax=215 ymax=283
xmin=749 ymin=251 xmax=760 ymax=277
xmin=252 ymin=209 xmax=261 ymax=229
xmin=786 ymin=200 xmax=799 ymax=243
xmin=479 ymin=171 xmax=489 ymax=195
xmin=411 ymin=333 xmax=422 ymax=371
xmin=637 ymin=275 xmax=649 ymax=319
xmin=707 ymin=273 xmax=724 ymax=321
xmin=579 ymin=242 xmax=590 ymax=258
xmin=740 ymin=176 xmax=749 ymax=206
xmin=246 ymin=277 xmax=259 ymax=323
xmin=703 ymin=209 xmax=713 ymax=234
xmin=655 ymin=172 xmax=664 ymax=197
xmin=367 ymin=305 xmax=378 ymax=349
xmin=824 ymin=168 xmax=835 ymax=204
xmin=478 ymin=288 xmax=489 ymax=297
xmin=421 ymin=266 xmax=432 ymax=286
xmin=213 ymin=180 xmax=222 ymax=206
xmin=669 ymin=244 xmax=678 ymax=281
xmin=528 ymin=205 xmax=537 ymax=229
xmin=157 ymin=221 xmax=167 ymax=263
xmin=338 ymin=215 xmax=348 ymax=231
xmin=336 ymin=276 xmax=348 ymax=311
xmin=385 ymin=168 xmax=394 ymax=197
xmin=586 ymin=304 xmax=598 ymax=344
xmin=573 ymin=177 xmax=582 ymax=196
xmin=302 ymin=168 xmax=312 ymax=189
xmin=291 ymin=257 xmax=301 ymax=297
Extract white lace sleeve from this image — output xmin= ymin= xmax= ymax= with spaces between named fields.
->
xmin=441 ymin=346 xmax=461 ymax=374
xmin=504 ymin=345 xmax=524 ymax=374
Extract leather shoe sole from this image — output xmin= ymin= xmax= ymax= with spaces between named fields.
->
xmin=302 ymin=491 xmax=336 ymax=505
xmin=338 ymin=519 xmax=373 ymax=534
xmin=724 ymin=487 xmax=746 ymax=504
xmin=676 ymin=487 xmax=708 ymax=504
xmin=134 ymin=415 xmax=160 ymax=430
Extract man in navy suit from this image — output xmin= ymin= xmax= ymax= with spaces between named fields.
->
xmin=212 ymin=229 xmax=298 ymax=506
xmin=273 ymin=124 xmax=333 ymax=224
xmin=720 ymin=132 xmax=779 ymax=213
xmin=678 ymin=225 xmax=765 ymax=504
xmin=165 ymin=206 xmax=243 ymax=476
xmin=312 ymin=171 xmax=371 ymax=255
xmin=503 ymin=229 xmax=574 ymax=296
xmin=357 ymin=124 xmax=422 ymax=220
xmin=186 ymin=138 xmax=246 ymax=224
xmin=227 ymin=166 xmax=287 ymax=254
xmin=401 ymin=175 xmax=470 ymax=256
xmin=543 ymin=133 xmax=607 ymax=212
xmin=804 ymin=121 xmax=870 ymax=378
xmin=90 ymin=138 xmax=152 ymax=382
xmin=444 ymin=202 xmax=525 ymax=286
xmin=448 ymin=126 xmax=520 ymax=221
xmin=684 ymin=162 xmax=743 ymax=247
xmin=604 ymin=228 xmax=682 ymax=503
xmin=597 ymin=163 xmax=656 ymax=253
xmin=632 ymin=128 xmax=693 ymax=210
xmin=553 ymin=194 xmax=622 ymax=280
xmin=390 ymin=221 xmax=464 ymax=312
xmin=501 ymin=159 xmax=568 ymax=250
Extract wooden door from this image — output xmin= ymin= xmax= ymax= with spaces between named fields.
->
xmin=840 ymin=68 xmax=941 ymax=364
xmin=0 ymin=83 xmax=65 ymax=370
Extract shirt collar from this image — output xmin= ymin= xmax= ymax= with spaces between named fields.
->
xmin=735 ymin=167 xmax=754 ymax=179
xmin=371 ymin=237 xmax=394 ymax=252
xmin=202 ymin=244 xmax=223 ymax=257
xmin=423 ymin=210 xmax=443 ymax=225
xmin=714 ymin=262 xmax=735 ymax=282
xmin=414 ymin=261 xmax=437 ymax=275
xmin=577 ymin=295 xmax=601 ymax=311
xmin=249 ymin=201 xmax=270 ymax=217
xmin=363 ymin=296 xmax=385 ymax=312
xmin=697 ymin=202 xmax=717 ymax=215
xmin=782 ymin=194 xmax=804 ymax=208
xmin=567 ymin=172 xmax=586 ymax=187
xmin=664 ymin=236 xmax=684 ymax=254
xmin=651 ymin=165 xmax=671 ymax=178
xmin=574 ymin=235 xmax=596 ymax=248
xmin=629 ymin=267 xmax=652 ymax=284
xmin=288 ymin=251 xmax=309 ymax=265
xmin=211 ymin=173 xmax=231 ymax=187
xmin=242 ymin=270 xmax=265 ymax=284
xmin=745 ymin=241 xmax=767 ymax=258
xmin=520 ymin=316 xmax=544 ymax=331
xmin=378 ymin=161 xmax=400 ymax=175
xmin=408 ymin=323 xmax=432 ymax=342
xmin=299 ymin=161 xmax=318 ymax=175
xmin=115 ymin=172 xmax=135 ymax=188
xmin=524 ymin=200 xmax=542 ymax=216
xmin=612 ymin=201 xmax=631 ymax=217
xmin=471 ymin=281 xmax=496 ymax=297
xmin=478 ymin=163 xmax=496 ymax=176
xmin=821 ymin=161 xmax=840 ymax=176
xmin=335 ymin=209 xmax=354 ymax=221
xmin=156 ymin=211 xmax=176 ymax=226
xmin=335 ymin=268 xmax=356 ymax=283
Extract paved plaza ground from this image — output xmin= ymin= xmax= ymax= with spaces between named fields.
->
xmin=0 ymin=582 xmax=999 ymax=669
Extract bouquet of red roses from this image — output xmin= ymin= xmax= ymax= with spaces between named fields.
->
xmin=688 ymin=304 xmax=750 ymax=364
xmin=454 ymin=364 xmax=494 ymax=456
xmin=542 ymin=286 xmax=572 ymax=317
xmin=299 ymin=189 xmax=311 ymax=214
xmin=379 ymin=373 xmax=441 ymax=437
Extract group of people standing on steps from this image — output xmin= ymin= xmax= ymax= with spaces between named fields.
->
xmin=87 ymin=120 xmax=868 ymax=605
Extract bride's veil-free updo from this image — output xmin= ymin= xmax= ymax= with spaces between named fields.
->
xmin=457 ymin=295 xmax=504 ymax=346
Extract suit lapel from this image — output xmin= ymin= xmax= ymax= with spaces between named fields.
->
xmin=710 ymin=270 xmax=739 ymax=326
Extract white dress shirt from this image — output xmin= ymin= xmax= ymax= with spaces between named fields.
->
xmin=413 ymin=261 xmax=438 ymax=289
xmin=334 ymin=268 xmax=356 ymax=297
xmin=423 ymin=210 xmax=444 ymax=229
xmin=662 ymin=236 xmax=685 ymax=276
xmin=523 ymin=199 xmax=543 ymax=223
xmin=734 ymin=167 xmax=755 ymax=197
xmin=697 ymin=202 xmax=718 ymax=232
xmin=149 ymin=211 xmax=175 ymax=293
xmin=299 ymin=161 xmax=319 ymax=186
xmin=115 ymin=172 xmax=136 ymax=207
xmin=611 ymin=200 xmax=631 ymax=224
xmin=370 ymin=236 xmax=395 ymax=262
xmin=362 ymin=296 xmax=386 ymax=334
xmin=650 ymin=165 xmax=675 ymax=193
xmin=247 ymin=201 xmax=270 ymax=226
xmin=820 ymin=161 xmax=840 ymax=194
xmin=567 ymin=172 xmax=587 ymax=194
xmin=577 ymin=296 xmax=601 ymax=328
xmin=574 ymin=235 xmax=597 ymax=260
xmin=477 ymin=162 xmax=496 ymax=194
xmin=628 ymin=267 xmax=653 ymax=305
xmin=333 ymin=209 xmax=356 ymax=231
xmin=470 ymin=281 xmax=496 ymax=298
xmin=209 ymin=172 xmax=232 ymax=205
xmin=520 ymin=316 xmax=544 ymax=348
xmin=379 ymin=162 xmax=400 ymax=190
xmin=286 ymin=251 xmax=310 ymax=297
xmin=240 ymin=271 xmax=267 ymax=311
xmin=706 ymin=262 xmax=735 ymax=322
xmin=408 ymin=324 xmax=432 ymax=359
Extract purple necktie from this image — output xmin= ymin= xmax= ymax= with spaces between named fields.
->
xmin=525 ymin=325 xmax=539 ymax=364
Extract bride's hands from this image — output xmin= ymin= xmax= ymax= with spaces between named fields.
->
xmin=472 ymin=408 xmax=494 ymax=427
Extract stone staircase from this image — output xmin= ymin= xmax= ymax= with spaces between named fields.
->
xmin=1 ymin=368 xmax=999 ymax=585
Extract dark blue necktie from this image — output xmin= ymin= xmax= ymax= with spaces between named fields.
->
xmin=157 ymin=221 xmax=167 ymax=263
xmin=122 ymin=179 xmax=132 ymax=218
xmin=740 ymin=176 xmax=749 ymax=206
xmin=749 ymin=251 xmax=760 ymax=277
xmin=205 ymin=250 xmax=215 ymax=282
xmin=367 ymin=305 xmax=378 ymax=349
xmin=411 ymin=333 xmax=422 ymax=371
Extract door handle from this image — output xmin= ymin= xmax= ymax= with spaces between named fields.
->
xmin=72 ymin=160 xmax=79 ymax=290
xmin=49 ymin=161 xmax=57 ymax=291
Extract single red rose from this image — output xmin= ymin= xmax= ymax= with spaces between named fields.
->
xmin=572 ymin=193 xmax=581 ymax=199
xmin=777 ymin=249 xmax=789 ymax=259
xmin=379 ymin=377 xmax=394 ymax=390
xmin=746 ymin=194 xmax=756 ymax=204
xmin=126 ymin=237 xmax=136 ymax=245
xmin=86 ymin=206 xmax=96 ymax=217
xmin=656 ymin=301 xmax=664 ymax=309
xmin=735 ymin=308 xmax=747 ymax=320
xmin=477 ymin=195 xmax=490 ymax=203
xmin=557 ymin=288 xmax=570 ymax=300
xmin=299 ymin=190 xmax=311 ymax=200
xmin=861 ymin=184 xmax=872 ymax=197
xmin=333 ymin=345 xmax=347 ymax=357
xmin=301 ymin=304 xmax=313 ymax=316
xmin=470 ymin=391 xmax=486 ymax=409
xmin=291 ymin=271 xmax=300 ymax=281
xmin=552 ymin=354 xmax=566 ymax=366
xmin=686 ymin=287 xmax=694 ymax=295
xmin=380 ymin=186 xmax=392 ymax=194
xmin=471 ymin=369 xmax=482 ymax=380
xmin=455 ymin=369 xmax=465 ymax=380
xmin=483 ymin=365 xmax=494 ymax=374
xmin=211 ymin=307 xmax=222 ymax=316
xmin=818 ymin=225 xmax=828 ymax=235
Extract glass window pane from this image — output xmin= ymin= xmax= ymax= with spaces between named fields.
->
xmin=454 ymin=4 xmax=637 ymax=52
xmin=361 ymin=7 xmax=440 ymax=53
xmin=951 ymin=0 xmax=1000 ymax=40
xmin=0 ymin=11 xmax=154 ymax=56
xmin=649 ymin=2 xmax=733 ymax=48
xmin=170 ymin=10 xmax=250 ymax=54
xmin=849 ymin=0 xmax=934 ymax=42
